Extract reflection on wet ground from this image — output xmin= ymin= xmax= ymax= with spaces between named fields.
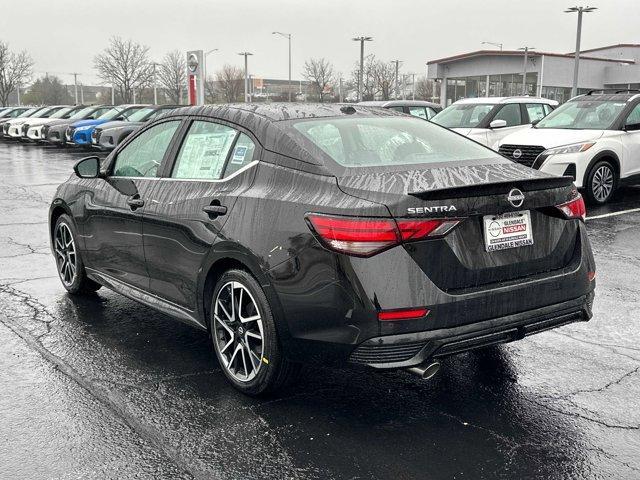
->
xmin=1 ymin=142 xmax=639 ymax=479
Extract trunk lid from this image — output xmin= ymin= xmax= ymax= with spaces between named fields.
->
xmin=336 ymin=161 xmax=580 ymax=291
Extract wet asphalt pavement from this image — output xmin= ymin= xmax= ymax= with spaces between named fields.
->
xmin=0 ymin=142 xmax=639 ymax=480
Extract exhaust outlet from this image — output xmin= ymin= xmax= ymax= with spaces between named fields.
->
xmin=407 ymin=361 xmax=441 ymax=380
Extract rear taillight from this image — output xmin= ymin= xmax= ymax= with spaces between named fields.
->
xmin=557 ymin=194 xmax=586 ymax=221
xmin=378 ymin=307 xmax=430 ymax=321
xmin=306 ymin=214 xmax=461 ymax=257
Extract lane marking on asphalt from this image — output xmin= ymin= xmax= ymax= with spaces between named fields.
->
xmin=586 ymin=207 xmax=640 ymax=221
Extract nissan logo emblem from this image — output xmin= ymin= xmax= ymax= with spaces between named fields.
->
xmin=187 ymin=53 xmax=199 ymax=73
xmin=507 ymin=188 xmax=525 ymax=208
xmin=512 ymin=149 xmax=523 ymax=159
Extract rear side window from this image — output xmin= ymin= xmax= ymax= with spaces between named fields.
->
xmin=291 ymin=116 xmax=500 ymax=169
xmin=526 ymin=104 xmax=546 ymax=123
xmin=172 ymin=121 xmax=237 ymax=180
xmin=112 ymin=121 xmax=180 ymax=177
xmin=493 ymin=104 xmax=522 ymax=126
xmin=224 ymin=133 xmax=256 ymax=177
xmin=408 ymin=106 xmax=427 ymax=120
xmin=543 ymin=104 xmax=554 ymax=115
xmin=388 ymin=106 xmax=405 ymax=113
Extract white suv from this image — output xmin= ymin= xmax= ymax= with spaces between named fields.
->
xmin=431 ymin=97 xmax=557 ymax=150
xmin=498 ymin=91 xmax=640 ymax=204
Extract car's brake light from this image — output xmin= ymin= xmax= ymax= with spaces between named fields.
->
xmin=557 ymin=194 xmax=586 ymax=221
xmin=306 ymin=214 xmax=461 ymax=257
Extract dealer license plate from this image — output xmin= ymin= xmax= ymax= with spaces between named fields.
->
xmin=483 ymin=210 xmax=534 ymax=252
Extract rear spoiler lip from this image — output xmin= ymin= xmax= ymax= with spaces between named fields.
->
xmin=408 ymin=176 xmax=574 ymax=200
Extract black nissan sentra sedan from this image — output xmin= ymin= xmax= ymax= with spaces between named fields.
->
xmin=49 ymin=103 xmax=596 ymax=395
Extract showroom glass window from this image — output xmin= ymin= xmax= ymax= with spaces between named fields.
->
xmin=171 ymin=121 xmax=239 ymax=180
xmin=112 ymin=121 xmax=181 ymax=177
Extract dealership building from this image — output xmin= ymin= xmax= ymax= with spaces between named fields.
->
xmin=427 ymin=43 xmax=640 ymax=106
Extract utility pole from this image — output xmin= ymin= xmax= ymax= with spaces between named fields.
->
xmin=72 ymin=73 xmax=79 ymax=104
xmin=352 ymin=36 xmax=373 ymax=102
xmin=272 ymin=32 xmax=292 ymax=101
xmin=518 ymin=47 xmax=535 ymax=95
xmin=80 ymin=83 xmax=84 ymax=104
xmin=152 ymin=63 xmax=158 ymax=104
xmin=238 ymin=52 xmax=253 ymax=103
xmin=391 ymin=60 xmax=401 ymax=100
xmin=412 ymin=73 xmax=416 ymax=100
xmin=339 ymin=78 xmax=344 ymax=103
xmin=565 ymin=6 xmax=597 ymax=98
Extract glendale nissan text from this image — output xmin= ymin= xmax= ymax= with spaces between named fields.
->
xmin=49 ymin=104 xmax=596 ymax=395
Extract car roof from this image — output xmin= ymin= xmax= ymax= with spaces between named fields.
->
xmin=452 ymin=96 xmax=558 ymax=106
xmin=358 ymin=100 xmax=441 ymax=108
xmin=165 ymin=103 xmax=400 ymax=122
xmin=571 ymin=92 xmax=640 ymax=102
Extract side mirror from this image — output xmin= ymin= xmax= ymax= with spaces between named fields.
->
xmin=489 ymin=119 xmax=508 ymax=129
xmin=624 ymin=122 xmax=640 ymax=132
xmin=115 ymin=116 xmax=125 ymax=121
xmin=531 ymin=119 xmax=541 ymax=126
xmin=74 ymin=156 xmax=101 ymax=178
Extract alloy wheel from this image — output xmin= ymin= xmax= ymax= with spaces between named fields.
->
xmin=592 ymin=164 xmax=614 ymax=202
xmin=54 ymin=223 xmax=77 ymax=286
xmin=213 ymin=281 xmax=265 ymax=382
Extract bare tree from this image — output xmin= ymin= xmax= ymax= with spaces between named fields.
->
xmin=214 ymin=65 xmax=244 ymax=103
xmin=373 ymin=61 xmax=396 ymax=100
xmin=0 ymin=41 xmax=34 ymax=106
xmin=94 ymin=37 xmax=153 ymax=104
xmin=22 ymin=75 xmax=73 ymax=105
xmin=350 ymin=54 xmax=379 ymax=101
xmin=303 ymin=58 xmax=334 ymax=102
xmin=157 ymin=50 xmax=185 ymax=104
xmin=415 ymin=76 xmax=436 ymax=101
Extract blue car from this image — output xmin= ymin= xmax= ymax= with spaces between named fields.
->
xmin=66 ymin=105 xmax=147 ymax=147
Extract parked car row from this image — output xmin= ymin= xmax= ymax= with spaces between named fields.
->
xmin=0 ymin=104 xmax=179 ymax=151
xmin=365 ymin=91 xmax=640 ymax=204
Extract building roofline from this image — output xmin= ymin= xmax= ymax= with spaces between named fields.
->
xmin=426 ymin=49 xmax=635 ymax=66
xmin=568 ymin=43 xmax=640 ymax=54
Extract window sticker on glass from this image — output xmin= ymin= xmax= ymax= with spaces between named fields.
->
xmin=173 ymin=122 xmax=237 ymax=180
xmin=231 ymin=145 xmax=248 ymax=164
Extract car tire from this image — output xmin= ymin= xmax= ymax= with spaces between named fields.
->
xmin=209 ymin=269 xmax=300 ymax=396
xmin=585 ymin=160 xmax=617 ymax=205
xmin=53 ymin=214 xmax=101 ymax=295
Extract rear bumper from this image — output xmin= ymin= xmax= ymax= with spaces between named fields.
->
xmin=349 ymin=291 xmax=594 ymax=368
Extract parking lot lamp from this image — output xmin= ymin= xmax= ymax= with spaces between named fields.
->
xmin=352 ymin=36 xmax=373 ymax=102
xmin=565 ymin=6 xmax=597 ymax=97
xmin=238 ymin=52 xmax=253 ymax=103
xmin=518 ymin=46 xmax=535 ymax=95
xmin=481 ymin=41 xmax=503 ymax=51
xmin=204 ymin=49 xmax=219 ymax=98
xmin=272 ymin=32 xmax=292 ymax=102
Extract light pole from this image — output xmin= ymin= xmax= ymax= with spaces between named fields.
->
xmin=238 ymin=52 xmax=253 ymax=102
xmin=152 ymin=62 xmax=158 ymax=104
xmin=204 ymin=49 xmax=219 ymax=98
xmin=481 ymin=41 xmax=503 ymax=51
xmin=565 ymin=6 xmax=597 ymax=97
xmin=352 ymin=36 xmax=373 ymax=102
xmin=391 ymin=60 xmax=401 ymax=99
xmin=518 ymin=46 xmax=535 ymax=95
xmin=272 ymin=32 xmax=292 ymax=102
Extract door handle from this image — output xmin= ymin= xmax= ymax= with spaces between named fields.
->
xmin=202 ymin=205 xmax=227 ymax=217
xmin=127 ymin=196 xmax=145 ymax=210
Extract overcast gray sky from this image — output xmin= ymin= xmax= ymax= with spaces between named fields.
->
xmin=1 ymin=0 xmax=638 ymax=86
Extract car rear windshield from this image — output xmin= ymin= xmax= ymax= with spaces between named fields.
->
xmin=431 ymin=103 xmax=495 ymax=128
xmin=291 ymin=116 xmax=500 ymax=169
xmin=535 ymin=99 xmax=627 ymax=129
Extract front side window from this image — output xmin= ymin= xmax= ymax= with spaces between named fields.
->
xmin=543 ymin=104 xmax=554 ymax=115
xmin=112 ymin=121 xmax=180 ymax=177
xmin=493 ymin=104 xmax=522 ymax=127
xmin=388 ymin=106 xmax=405 ymax=113
xmin=625 ymin=104 xmax=640 ymax=126
xmin=431 ymin=103 xmax=495 ymax=128
xmin=526 ymin=104 xmax=546 ymax=123
xmin=425 ymin=107 xmax=437 ymax=120
xmin=291 ymin=116 xmax=499 ymax=170
xmin=536 ymin=100 xmax=627 ymax=129
xmin=172 ymin=121 xmax=238 ymax=180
